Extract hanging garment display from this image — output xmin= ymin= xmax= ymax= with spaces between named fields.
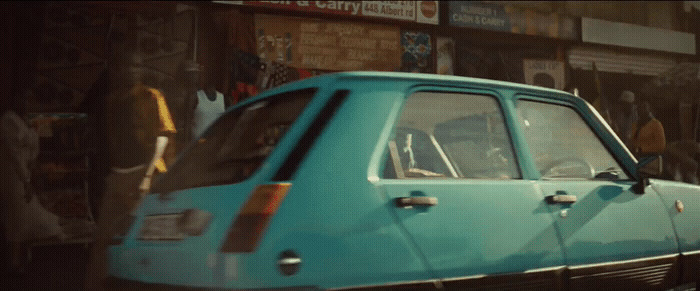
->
xmin=257 ymin=61 xmax=299 ymax=90
xmin=229 ymin=49 xmax=263 ymax=104
xmin=231 ymin=82 xmax=259 ymax=105
xmin=192 ymin=89 xmax=226 ymax=139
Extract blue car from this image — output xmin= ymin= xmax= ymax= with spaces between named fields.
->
xmin=107 ymin=72 xmax=700 ymax=290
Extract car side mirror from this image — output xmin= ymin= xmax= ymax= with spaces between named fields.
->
xmin=637 ymin=155 xmax=662 ymax=177
xmin=632 ymin=155 xmax=662 ymax=194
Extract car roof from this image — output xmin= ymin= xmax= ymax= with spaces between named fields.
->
xmin=238 ymin=72 xmax=587 ymax=135
xmin=258 ymin=71 xmax=576 ymax=100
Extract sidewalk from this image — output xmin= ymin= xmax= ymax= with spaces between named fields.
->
xmin=2 ymin=243 xmax=90 ymax=290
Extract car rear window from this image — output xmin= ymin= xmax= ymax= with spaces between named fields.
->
xmin=152 ymin=89 xmax=316 ymax=193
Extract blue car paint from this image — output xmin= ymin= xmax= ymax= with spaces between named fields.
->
xmin=651 ymin=180 xmax=700 ymax=252
xmin=108 ymin=71 xmax=700 ymax=289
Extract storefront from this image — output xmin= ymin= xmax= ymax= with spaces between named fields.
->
xmin=205 ymin=1 xmax=442 ymax=102
xmin=6 ymin=1 xmax=698 ymax=233
xmin=0 ymin=2 xmax=585 ymax=226
xmin=3 ymin=2 xmax=444 ymax=231
xmin=569 ymin=17 xmax=696 ymax=142
xmin=1 ymin=2 xmax=200 ymax=242
xmin=445 ymin=1 xmax=578 ymax=90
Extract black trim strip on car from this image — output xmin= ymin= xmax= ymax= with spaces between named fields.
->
xmin=106 ymin=254 xmax=690 ymax=290
xmin=273 ymin=90 xmax=350 ymax=181
xmin=440 ymin=267 xmax=567 ymax=291
xmin=104 ymin=276 xmax=323 ymax=290
xmin=680 ymin=250 xmax=700 ymax=285
xmin=330 ymin=279 xmax=441 ymax=290
xmin=568 ymin=254 xmax=680 ymax=291
xmin=334 ymin=255 xmax=684 ymax=290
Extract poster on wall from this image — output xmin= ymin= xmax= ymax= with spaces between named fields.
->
xmin=436 ymin=37 xmax=455 ymax=75
xmin=401 ymin=31 xmax=432 ymax=73
xmin=216 ymin=1 xmax=439 ymax=25
xmin=255 ymin=14 xmax=401 ymax=71
xmin=523 ymin=59 xmax=565 ymax=90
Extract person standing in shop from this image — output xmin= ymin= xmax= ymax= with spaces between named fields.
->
xmin=630 ymin=100 xmax=666 ymax=156
xmin=613 ymin=90 xmax=639 ymax=148
xmin=84 ymin=53 xmax=176 ymax=290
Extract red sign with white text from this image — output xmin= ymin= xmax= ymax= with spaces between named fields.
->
xmin=214 ymin=1 xmax=439 ymax=24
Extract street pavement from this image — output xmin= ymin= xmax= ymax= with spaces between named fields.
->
xmin=2 ymin=243 xmax=90 ymax=290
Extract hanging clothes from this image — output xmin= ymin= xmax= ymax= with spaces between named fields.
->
xmin=258 ymin=61 xmax=301 ymax=90
xmin=231 ymin=82 xmax=259 ymax=105
xmin=192 ymin=89 xmax=226 ymax=139
xmin=1 ymin=110 xmax=66 ymax=266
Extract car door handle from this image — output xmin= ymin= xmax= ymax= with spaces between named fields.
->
xmin=545 ymin=194 xmax=577 ymax=204
xmin=395 ymin=196 xmax=438 ymax=208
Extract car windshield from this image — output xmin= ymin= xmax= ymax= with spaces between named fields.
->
xmin=152 ymin=89 xmax=316 ymax=193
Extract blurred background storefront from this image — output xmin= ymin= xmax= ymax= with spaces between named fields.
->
xmin=2 ymin=1 xmax=700 ymax=221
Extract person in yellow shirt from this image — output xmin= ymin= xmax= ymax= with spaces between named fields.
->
xmin=85 ymin=53 xmax=176 ymax=290
xmin=630 ymin=101 xmax=666 ymax=156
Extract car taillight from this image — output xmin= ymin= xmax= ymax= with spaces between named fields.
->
xmin=220 ymin=183 xmax=291 ymax=253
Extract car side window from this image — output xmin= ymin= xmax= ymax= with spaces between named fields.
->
xmin=383 ymin=92 xmax=520 ymax=179
xmin=516 ymin=100 xmax=629 ymax=180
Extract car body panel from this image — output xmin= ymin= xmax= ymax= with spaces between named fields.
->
xmin=380 ymin=179 xmax=566 ymax=276
xmin=374 ymin=86 xmax=565 ymax=279
xmin=215 ymin=83 xmax=437 ymax=289
xmin=651 ymin=179 xmax=700 ymax=284
xmin=537 ymin=180 xmax=678 ymax=265
xmin=106 ymin=71 xmax=699 ymax=290
xmin=651 ymin=180 xmax=700 ymax=252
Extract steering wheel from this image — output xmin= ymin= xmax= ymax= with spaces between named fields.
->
xmin=540 ymin=157 xmax=595 ymax=179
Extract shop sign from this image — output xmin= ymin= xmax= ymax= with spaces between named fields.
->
xmin=214 ymin=1 xmax=439 ymax=25
xmin=582 ymin=17 xmax=694 ymax=55
xmin=255 ymin=14 xmax=401 ymax=71
xmin=448 ymin=2 xmax=578 ymax=40
xmin=523 ymin=59 xmax=565 ymax=90
xmin=449 ymin=2 xmax=510 ymax=32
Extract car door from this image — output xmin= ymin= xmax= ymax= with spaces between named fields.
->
xmin=514 ymin=97 xmax=680 ymax=290
xmin=378 ymin=90 xmax=567 ymax=289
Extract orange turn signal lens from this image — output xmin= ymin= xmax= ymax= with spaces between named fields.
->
xmin=220 ymin=183 xmax=291 ymax=253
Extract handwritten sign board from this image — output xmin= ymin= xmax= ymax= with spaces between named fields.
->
xmin=523 ymin=59 xmax=565 ymax=90
xmin=215 ymin=1 xmax=439 ymax=25
xmin=255 ymin=14 xmax=401 ymax=71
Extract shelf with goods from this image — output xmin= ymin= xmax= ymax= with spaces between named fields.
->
xmin=28 ymin=112 xmax=96 ymax=246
